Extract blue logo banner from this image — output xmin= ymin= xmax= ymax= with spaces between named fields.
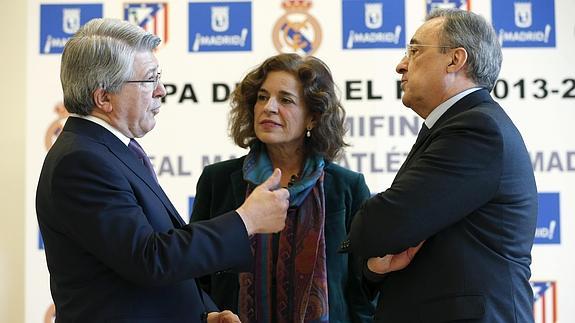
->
xmin=188 ymin=196 xmax=195 ymax=221
xmin=38 ymin=231 xmax=44 ymax=250
xmin=188 ymin=1 xmax=252 ymax=52
xmin=534 ymin=193 xmax=560 ymax=244
xmin=40 ymin=4 xmax=103 ymax=54
xmin=492 ymin=0 xmax=556 ymax=48
xmin=426 ymin=0 xmax=469 ymax=14
xmin=342 ymin=0 xmax=405 ymax=50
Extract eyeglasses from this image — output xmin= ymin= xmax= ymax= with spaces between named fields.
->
xmin=124 ymin=70 xmax=162 ymax=89
xmin=404 ymin=44 xmax=454 ymax=59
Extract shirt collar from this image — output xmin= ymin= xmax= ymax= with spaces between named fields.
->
xmin=69 ymin=114 xmax=131 ymax=146
xmin=424 ymin=87 xmax=481 ymax=129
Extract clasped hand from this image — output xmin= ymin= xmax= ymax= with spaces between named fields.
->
xmin=367 ymin=241 xmax=425 ymax=274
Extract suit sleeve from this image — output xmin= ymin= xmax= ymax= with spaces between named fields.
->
xmin=346 ymin=173 xmax=378 ymax=322
xmin=349 ymin=111 xmax=503 ymax=257
xmin=189 ymin=166 xmax=216 ymax=294
xmin=201 ymin=288 xmax=219 ymax=312
xmin=51 ymin=150 xmax=252 ymax=287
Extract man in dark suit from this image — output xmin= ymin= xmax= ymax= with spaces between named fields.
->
xmin=35 ymin=18 xmax=289 ymax=323
xmin=346 ymin=9 xmax=538 ymax=322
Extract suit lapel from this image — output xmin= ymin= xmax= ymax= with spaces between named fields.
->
xmin=64 ymin=117 xmax=185 ymax=227
xmin=400 ymin=125 xmax=432 ymax=172
xmin=323 ymin=169 xmax=333 ymax=194
xmin=106 ymin=138 xmax=185 ymax=227
xmin=231 ymin=168 xmax=247 ymax=206
xmin=322 ymin=169 xmax=335 ymax=217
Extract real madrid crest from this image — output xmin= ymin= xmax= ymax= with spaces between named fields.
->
xmin=272 ymin=0 xmax=322 ymax=55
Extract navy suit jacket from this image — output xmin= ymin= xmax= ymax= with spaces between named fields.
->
xmin=36 ymin=117 xmax=253 ymax=323
xmin=348 ymin=89 xmax=538 ymax=322
xmin=190 ymin=157 xmax=376 ymax=322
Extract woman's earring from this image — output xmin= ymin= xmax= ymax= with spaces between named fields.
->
xmin=306 ymin=127 xmax=312 ymax=138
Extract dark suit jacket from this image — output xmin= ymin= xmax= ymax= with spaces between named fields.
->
xmin=348 ymin=89 xmax=538 ymax=322
xmin=36 ymin=117 xmax=253 ymax=323
xmin=190 ymin=157 xmax=376 ymax=322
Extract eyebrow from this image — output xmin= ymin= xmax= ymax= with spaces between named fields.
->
xmin=144 ymin=66 xmax=159 ymax=77
xmin=409 ymin=38 xmax=421 ymax=45
xmin=258 ymin=88 xmax=298 ymax=98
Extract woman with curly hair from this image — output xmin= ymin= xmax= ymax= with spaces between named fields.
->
xmin=191 ymin=53 xmax=375 ymax=323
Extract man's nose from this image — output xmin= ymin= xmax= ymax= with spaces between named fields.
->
xmin=154 ymin=82 xmax=167 ymax=98
xmin=396 ymin=56 xmax=408 ymax=74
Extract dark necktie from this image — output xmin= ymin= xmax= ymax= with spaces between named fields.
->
xmin=128 ymin=139 xmax=158 ymax=183
xmin=415 ymin=123 xmax=430 ymax=144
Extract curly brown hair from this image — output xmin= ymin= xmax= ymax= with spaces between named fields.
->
xmin=229 ymin=53 xmax=348 ymax=162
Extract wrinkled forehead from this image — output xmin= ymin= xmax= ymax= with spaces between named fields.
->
xmin=410 ymin=17 xmax=444 ymax=44
xmin=132 ymin=51 xmax=160 ymax=75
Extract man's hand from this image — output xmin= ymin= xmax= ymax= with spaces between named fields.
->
xmin=367 ymin=241 xmax=425 ymax=274
xmin=206 ymin=310 xmax=241 ymax=323
xmin=236 ymin=168 xmax=290 ymax=235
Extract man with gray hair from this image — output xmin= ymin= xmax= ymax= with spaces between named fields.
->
xmin=36 ymin=18 xmax=289 ymax=323
xmin=345 ymin=9 xmax=537 ymax=322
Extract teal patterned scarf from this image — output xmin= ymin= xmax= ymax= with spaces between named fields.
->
xmin=239 ymin=143 xmax=329 ymax=323
xmin=242 ymin=143 xmax=325 ymax=207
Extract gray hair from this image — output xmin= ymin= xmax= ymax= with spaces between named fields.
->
xmin=427 ymin=9 xmax=502 ymax=91
xmin=60 ymin=18 xmax=161 ymax=115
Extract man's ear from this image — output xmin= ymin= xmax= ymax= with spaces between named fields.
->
xmin=92 ymin=87 xmax=113 ymax=113
xmin=447 ymin=47 xmax=468 ymax=73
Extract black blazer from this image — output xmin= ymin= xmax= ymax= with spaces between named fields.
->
xmin=349 ymin=89 xmax=538 ymax=322
xmin=36 ymin=117 xmax=253 ymax=323
xmin=190 ymin=157 xmax=376 ymax=322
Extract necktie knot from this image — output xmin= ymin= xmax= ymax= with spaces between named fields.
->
xmin=415 ymin=123 xmax=430 ymax=144
xmin=128 ymin=139 xmax=158 ymax=183
xmin=129 ymin=139 xmax=146 ymax=158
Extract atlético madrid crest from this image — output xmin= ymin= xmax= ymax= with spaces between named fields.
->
xmin=124 ymin=3 xmax=169 ymax=48
xmin=272 ymin=0 xmax=322 ymax=55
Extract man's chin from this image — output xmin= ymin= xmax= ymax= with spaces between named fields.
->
xmin=142 ymin=119 xmax=157 ymax=135
xmin=401 ymin=97 xmax=411 ymax=108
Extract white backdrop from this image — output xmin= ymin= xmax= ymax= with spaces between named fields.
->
xmin=26 ymin=0 xmax=574 ymax=322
